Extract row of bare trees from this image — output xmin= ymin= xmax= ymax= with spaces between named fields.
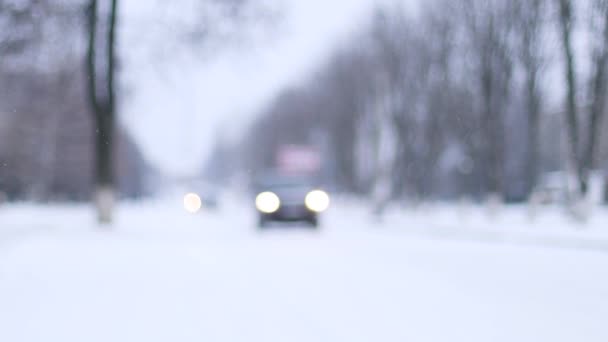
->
xmin=240 ymin=0 xmax=608 ymax=209
xmin=557 ymin=0 xmax=608 ymax=197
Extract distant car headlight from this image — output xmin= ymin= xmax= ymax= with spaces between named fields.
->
xmin=256 ymin=191 xmax=281 ymax=213
xmin=183 ymin=193 xmax=202 ymax=213
xmin=305 ymin=190 xmax=330 ymax=213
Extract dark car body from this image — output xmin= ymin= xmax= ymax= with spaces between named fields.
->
xmin=254 ymin=177 xmax=320 ymax=228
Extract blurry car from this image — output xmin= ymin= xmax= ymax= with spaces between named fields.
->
xmin=254 ymin=177 xmax=330 ymax=228
xmin=199 ymin=191 xmax=219 ymax=209
xmin=180 ymin=180 xmax=221 ymax=213
xmin=193 ymin=181 xmax=221 ymax=209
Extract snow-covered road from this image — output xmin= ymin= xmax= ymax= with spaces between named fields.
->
xmin=1 ymin=199 xmax=608 ymax=341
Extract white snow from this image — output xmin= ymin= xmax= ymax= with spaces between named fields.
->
xmin=1 ymin=197 xmax=608 ymax=342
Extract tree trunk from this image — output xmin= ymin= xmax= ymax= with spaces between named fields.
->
xmin=481 ymin=57 xmax=501 ymax=197
xmin=604 ymin=175 xmax=608 ymax=204
xmin=558 ymin=0 xmax=583 ymax=197
xmin=94 ymin=108 xmax=115 ymax=223
xmin=516 ymin=0 xmax=544 ymax=198
xmin=526 ymin=70 xmax=541 ymax=197
xmin=86 ymin=0 xmax=118 ymax=224
xmin=582 ymin=2 xmax=608 ymax=196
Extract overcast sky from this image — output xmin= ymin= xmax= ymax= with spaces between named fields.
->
xmin=121 ymin=0 xmax=417 ymax=177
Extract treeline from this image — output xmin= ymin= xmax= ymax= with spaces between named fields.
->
xmin=0 ymin=0 xmax=147 ymax=202
xmin=241 ymin=0 xmax=608 ymax=205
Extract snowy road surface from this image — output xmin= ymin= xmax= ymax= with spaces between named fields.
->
xmin=1 ymin=199 xmax=608 ymax=342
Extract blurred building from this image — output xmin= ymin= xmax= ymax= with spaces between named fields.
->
xmin=0 ymin=1 xmax=148 ymax=202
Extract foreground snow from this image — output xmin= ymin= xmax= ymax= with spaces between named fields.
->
xmin=1 ymin=198 xmax=608 ymax=341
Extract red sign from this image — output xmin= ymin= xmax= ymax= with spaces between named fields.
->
xmin=276 ymin=145 xmax=321 ymax=175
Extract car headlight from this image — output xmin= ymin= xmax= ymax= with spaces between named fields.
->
xmin=256 ymin=191 xmax=281 ymax=213
xmin=305 ymin=190 xmax=330 ymax=213
xmin=183 ymin=193 xmax=202 ymax=213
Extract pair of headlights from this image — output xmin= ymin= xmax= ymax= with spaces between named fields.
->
xmin=255 ymin=190 xmax=330 ymax=214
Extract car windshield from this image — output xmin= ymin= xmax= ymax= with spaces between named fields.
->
xmin=2 ymin=1 xmax=608 ymax=341
xmin=268 ymin=184 xmax=312 ymax=199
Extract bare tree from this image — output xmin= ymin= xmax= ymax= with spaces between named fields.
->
xmin=557 ymin=0 xmax=583 ymax=197
xmin=460 ymin=0 xmax=514 ymax=200
xmin=512 ymin=0 xmax=548 ymax=197
xmin=0 ymin=0 xmax=42 ymax=60
xmin=85 ymin=0 xmax=118 ymax=224
xmin=556 ymin=0 xmax=608 ymax=202
xmin=583 ymin=0 xmax=608 ymax=195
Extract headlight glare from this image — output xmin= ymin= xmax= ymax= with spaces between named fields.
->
xmin=256 ymin=191 xmax=281 ymax=213
xmin=305 ymin=190 xmax=330 ymax=213
xmin=183 ymin=193 xmax=202 ymax=213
